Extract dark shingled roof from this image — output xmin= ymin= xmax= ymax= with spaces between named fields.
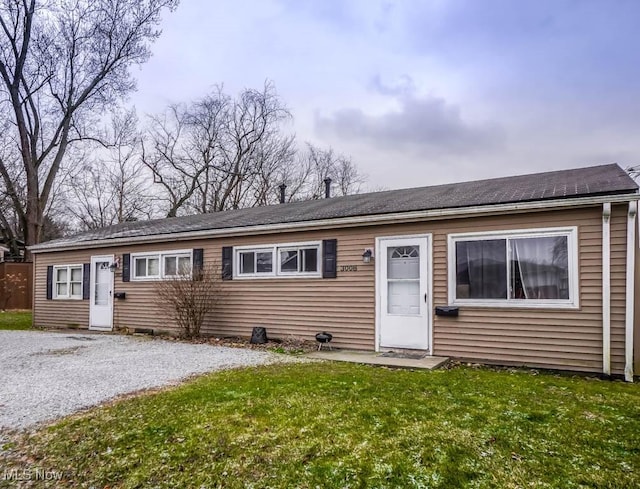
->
xmin=33 ymin=164 xmax=638 ymax=250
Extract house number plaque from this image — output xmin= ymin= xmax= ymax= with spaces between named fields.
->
xmin=340 ymin=265 xmax=358 ymax=272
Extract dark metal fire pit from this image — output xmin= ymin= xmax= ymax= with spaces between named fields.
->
xmin=315 ymin=332 xmax=333 ymax=351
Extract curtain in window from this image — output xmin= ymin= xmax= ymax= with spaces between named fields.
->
xmin=456 ymin=240 xmax=507 ymax=299
xmin=511 ymin=236 xmax=569 ymax=300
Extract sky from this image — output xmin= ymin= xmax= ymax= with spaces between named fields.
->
xmin=130 ymin=0 xmax=640 ymax=190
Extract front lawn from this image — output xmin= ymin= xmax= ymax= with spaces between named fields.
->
xmin=2 ymin=363 xmax=639 ymax=488
xmin=0 ymin=310 xmax=31 ymax=330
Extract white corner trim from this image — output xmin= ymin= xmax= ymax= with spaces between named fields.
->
xmin=428 ymin=234 xmax=434 ymax=354
xmin=625 ymin=201 xmax=637 ymax=382
xmin=602 ymin=203 xmax=611 ymax=376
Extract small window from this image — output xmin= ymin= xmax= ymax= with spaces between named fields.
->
xmin=132 ymin=250 xmax=192 ymax=280
xmin=280 ymin=249 xmax=298 ymax=273
xmin=449 ymin=227 xmax=578 ymax=308
xmin=53 ymin=265 xmax=83 ymax=299
xmin=302 ymin=248 xmax=318 ymax=272
xmin=133 ymin=255 xmax=160 ymax=279
xmin=278 ymin=247 xmax=319 ymax=274
xmin=163 ymin=253 xmax=192 ymax=277
xmin=235 ymin=242 xmax=321 ymax=278
xmin=456 ymin=239 xmax=507 ymax=299
xmin=238 ymin=249 xmax=273 ymax=276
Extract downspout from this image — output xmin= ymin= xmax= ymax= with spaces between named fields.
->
xmin=602 ymin=203 xmax=611 ymax=376
xmin=625 ymin=201 xmax=637 ymax=382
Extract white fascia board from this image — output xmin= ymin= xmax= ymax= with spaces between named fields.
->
xmin=30 ymin=192 xmax=640 ymax=254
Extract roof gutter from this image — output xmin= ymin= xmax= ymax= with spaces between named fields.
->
xmin=30 ymin=192 xmax=640 ymax=254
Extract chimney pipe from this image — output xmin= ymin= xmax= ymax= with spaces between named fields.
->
xmin=278 ymin=183 xmax=286 ymax=204
xmin=324 ymin=177 xmax=332 ymax=199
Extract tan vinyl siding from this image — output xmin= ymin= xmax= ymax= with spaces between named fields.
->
xmin=32 ymin=204 xmax=631 ymax=374
xmin=33 ymin=250 xmax=90 ymax=328
xmin=429 ymin=204 xmax=627 ymax=374
xmin=609 ymin=204 xmax=628 ymax=374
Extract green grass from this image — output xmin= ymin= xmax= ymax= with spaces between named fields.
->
xmin=0 ymin=310 xmax=31 ymax=330
xmin=3 ymin=363 xmax=640 ymax=488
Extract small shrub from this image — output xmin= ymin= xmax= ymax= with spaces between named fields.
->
xmin=154 ymin=263 xmax=223 ymax=339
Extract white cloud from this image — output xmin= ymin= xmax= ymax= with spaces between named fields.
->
xmin=316 ymin=78 xmax=504 ymax=157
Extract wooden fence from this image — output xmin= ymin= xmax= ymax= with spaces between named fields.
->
xmin=0 ymin=262 xmax=33 ymax=310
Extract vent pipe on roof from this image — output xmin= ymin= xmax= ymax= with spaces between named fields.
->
xmin=279 ymin=183 xmax=287 ymax=204
xmin=324 ymin=178 xmax=332 ymax=198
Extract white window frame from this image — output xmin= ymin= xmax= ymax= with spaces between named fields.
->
xmin=53 ymin=264 xmax=83 ymax=300
xmin=236 ymin=247 xmax=275 ymax=277
xmin=131 ymin=249 xmax=193 ymax=281
xmin=277 ymin=245 xmax=321 ymax=276
xmin=161 ymin=251 xmax=193 ymax=278
xmin=447 ymin=226 xmax=579 ymax=309
xmin=233 ymin=241 xmax=322 ymax=279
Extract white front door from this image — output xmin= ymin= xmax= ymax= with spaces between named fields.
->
xmin=89 ymin=255 xmax=114 ymax=331
xmin=377 ymin=236 xmax=430 ymax=350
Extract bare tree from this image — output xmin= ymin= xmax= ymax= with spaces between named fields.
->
xmin=0 ymin=0 xmax=178 ymax=258
xmin=213 ymin=82 xmax=294 ymax=211
xmin=66 ymin=109 xmax=154 ymax=230
xmin=626 ymin=165 xmax=639 ymax=181
xmin=142 ymin=81 xmax=296 ymax=217
xmin=154 ymin=263 xmax=223 ymax=339
xmin=285 ymin=143 xmax=366 ymax=201
xmin=142 ymin=96 xmax=225 ymax=217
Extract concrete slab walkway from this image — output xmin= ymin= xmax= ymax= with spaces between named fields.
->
xmin=305 ymin=350 xmax=449 ymax=370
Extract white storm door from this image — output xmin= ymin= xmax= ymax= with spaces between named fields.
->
xmin=378 ymin=236 xmax=430 ymax=350
xmin=89 ymin=255 xmax=114 ymax=330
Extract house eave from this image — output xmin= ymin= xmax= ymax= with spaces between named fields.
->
xmin=29 ymin=192 xmax=640 ymax=254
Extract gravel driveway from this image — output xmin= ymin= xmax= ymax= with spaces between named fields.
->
xmin=0 ymin=330 xmax=287 ymax=430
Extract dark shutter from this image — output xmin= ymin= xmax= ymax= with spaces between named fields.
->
xmin=322 ymin=239 xmax=337 ymax=278
xmin=46 ymin=265 xmax=53 ymax=300
xmin=122 ymin=253 xmax=131 ymax=282
xmin=82 ymin=263 xmax=90 ymax=300
xmin=193 ymin=248 xmax=204 ymax=280
xmin=222 ymin=246 xmax=233 ymax=280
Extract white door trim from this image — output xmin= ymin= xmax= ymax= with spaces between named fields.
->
xmin=375 ymin=233 xmax=433 ymax=352
xmin=89 ymin=254 xmax=114 ymax=331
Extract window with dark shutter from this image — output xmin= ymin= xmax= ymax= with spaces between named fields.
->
xmin=322 ymin=239 xmax=337 ymax=278
xmin=46 ymin=265 xmax=53 ymax=300
xmin=222 ymin=246 xmax=233 ymax=280
xmin=122 ymin=253 xmax=130 ymax=282
xmin=192 ymin=248 xmax=204 ymax=280
xmin=82 ymin=263 xmax=90 ymax=300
